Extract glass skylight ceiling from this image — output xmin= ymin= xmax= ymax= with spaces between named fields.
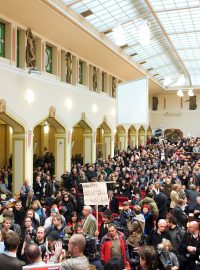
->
xmin=58 ymin=0 xmax=200 ymax=87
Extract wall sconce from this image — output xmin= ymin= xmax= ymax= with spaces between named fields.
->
xmin=177 ymin=88 xmax=194 ymax=97
xmin=9 ymin=126 xmax=13 ymax=135
xmin=44 ymin=121 xmax=49 ymax=134
xmin=26 ymin=89 xmax=34 ymax=103
xmin=110 ymin=108 xmax=116 ymax=117
xmin=65 ymin=98 xmax=73 ymax=110
xmin=92 ymin=104 xmax=98 ymax=113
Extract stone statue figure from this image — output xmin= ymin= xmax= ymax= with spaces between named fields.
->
xmin=112 ymin=77 xmax=117 ymax=97
xmin=65 ymin=52 xmax=72 ymax=84
xmin=0 ymin=99 xmax=6 ymax=113
xmin=93 ymin=67 xmax=97 ymax=91
xmin=152 ymin=97 xmax=158 ymax=111
xmin=26 ymin=28 xmax=36 ymax=67
xmin=189 ymin=95 xmax=197 ymax=110
xmin=49 ymin=106 xmax=56 ymax=118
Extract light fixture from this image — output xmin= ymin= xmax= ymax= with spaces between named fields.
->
xmin=25 ymin=89 xmax=34 ymax=103
xmin=44 ymin=121 xmax=49 ymax=134
xmin=92 ymin=104 xmax=98 ymax=113
xmin=177 ymin=89 xmax=184 ymax=97
xmin=65 ymin=98 xmax=72 ymax=110
xmin=188 ymin=89 xmax=194 ymax=96
xmin=113 ymin=25 xmax=126 ymax=46
xmin=139 ymin=20 xmax=151 ymax=46
xmin=175 ymin=75 xmax=186 ymax=86
xmin=163 ymin=76 xmax=172 ymax=86
xmin=114 ymin=128 xmax=117 ymax=134
xmin=110 ymin=108 xmax=116 ymax=117
xmin=9 ymin=127 xmax=13 ymax=135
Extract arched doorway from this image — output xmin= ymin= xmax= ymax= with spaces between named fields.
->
xmin=164 ymin=129 xmax=183 ymax=141
xmin=115 ymin=125 xmax=126 ymax=151
xmin=72 ymin=120 xmax=92 ymax=164
xmin=96 ymin=122 xmax=112 ymax=159
xmin=128 ymin=125 xmax=137 ymax=147
xmin=33 ymin=117 xmax=65 ymax=179
xmin=0 ymin=109 xmax=25 ymax=194
xmin=138 ymin=125 xmax=145 ymax=146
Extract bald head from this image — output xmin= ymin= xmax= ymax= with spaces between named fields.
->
xmin=190 ymin=221 xmax=199 ymax=230
xmin=25 ymin=243 xmax=41 ymax=263
xmin=69 ymin=234 xmax=86 ymax=254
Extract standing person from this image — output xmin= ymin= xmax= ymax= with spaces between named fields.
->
xmin=181 ymin=221 xmax=200 ymax=270
xmin=138 ymin=245 xmax=159 ymax=270
xmin=13 ymin=200 xmax=25 ymax=227
xmin=148 ymin=219 xmax=171 ymax=247
xmin=98 ymin=209 xmax=113 ymax=241
xmin=0 ymin=231 xmax=25 ymax=270
xmin=82 ymin=206 xmax=97 ymax=237
xmin=61 ymin=234 xmax=90 ymax=270
xmin=107 ymin=190 xmax=119 ymax=214
xmin=25 ymin=243 xmax=46 ymax=265
xmin=100 ymin=223 xmax=130 ymax=270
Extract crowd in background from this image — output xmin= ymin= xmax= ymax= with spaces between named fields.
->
xmin=0 ymin=136 xmax=200 ymax=270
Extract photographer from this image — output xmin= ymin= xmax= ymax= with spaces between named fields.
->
xmin=61 ymin=234 xmax=90 ymax=270
xmin=158 ymin=239 xmax=179 ymax=270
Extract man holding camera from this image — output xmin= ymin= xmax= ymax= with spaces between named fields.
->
xmin=61 ymin=234 xmax=90 ymax=270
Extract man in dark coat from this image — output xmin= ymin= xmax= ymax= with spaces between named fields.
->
xmin=0 ymin=231 xmax=25 ymax=270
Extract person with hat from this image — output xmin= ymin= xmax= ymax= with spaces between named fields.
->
xmin=99 ymin=209 xmax=113 ymax=241
xmin=42 ymin=230 xmax=65 ymax=264
xmin=141 ymin=204 xmax=154 ymax=236
xmin=120 ymin=201 xmax=135 ymax=227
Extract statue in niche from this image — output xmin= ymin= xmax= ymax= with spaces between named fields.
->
xmin=152 ymin=97 xmax=158 ymax=111
xmin=26 ymin=28 xmax=36 ymax=67
xmin=0 ymin=99 xmax=6 ymax=113
xmin=112 ymin=77 xmax=117 ymax=97
xmin=65 ymin=52 xmax=72 ymax=84
xmin=189 ymin=95 xmax=197 ymax=110
xmin=93 ymin=67 xmax=97 ymax=91
xmin=49 ymin=106 xmax=56 ymax=118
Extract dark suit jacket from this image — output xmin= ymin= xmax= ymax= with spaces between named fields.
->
xmin=0 ymin=253 xmax=25 ymax=270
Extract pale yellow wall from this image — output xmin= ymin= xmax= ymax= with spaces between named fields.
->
xmin=0 ymin=124 xmax=6 ymax=167
xmin=72 ymin=127 xmax=83 ymax=157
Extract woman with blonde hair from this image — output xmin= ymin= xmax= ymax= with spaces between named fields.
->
xmin=158 ymin=239 xmax=179 ymax=270
xmin=170 ymin=184 xmax=180 ymax=209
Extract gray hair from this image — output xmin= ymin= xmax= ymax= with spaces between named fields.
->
xmin=83 ymin=205 xmax=92 ymax=213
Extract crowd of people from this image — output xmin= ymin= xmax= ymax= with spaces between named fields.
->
xmin=0 ymin=136 xmax=200 ymax=270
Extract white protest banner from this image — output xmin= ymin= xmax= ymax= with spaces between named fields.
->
xmin=82 ymin=182 xmax=109 ymax=205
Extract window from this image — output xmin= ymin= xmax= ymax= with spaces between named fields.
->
xmin=79 ymin=60 xmax=83 ymax=84
xmin=45 ymin=45 xmax=52 ymax=73
xmin=0 ymin=22 xmax=5 ymax=58
xmin=16 ymin=30 xmax=19 ymax=67
xmin=102 ymin=72 xmax=105 ymax=92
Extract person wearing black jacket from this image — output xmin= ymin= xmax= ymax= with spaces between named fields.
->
xmin=13 ymin=200 xmax=26 ymax=227
xmin=148 ymin=219 xmax=171 ymax=247
xmin=173 ymin=198 xmax=188 ymax=227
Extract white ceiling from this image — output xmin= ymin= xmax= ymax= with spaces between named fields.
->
xmin=51 ymin=0 xmax=200 ymax=89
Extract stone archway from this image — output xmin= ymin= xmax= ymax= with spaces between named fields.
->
xmin=128 ymin=125 xmax=137 ymax=147
xmin=96 ymin=121 xmax=112 ymax=159
xmin=138 ymin=125 xmax=145 ymax=146
xmin=115 ymin=125 xmax=126 ymax=151
xmin=72 ymin=119 xmax=93 ymax=164
xmin=0 ymin=108 xmax=25 ymax=194
xmin=164 ymin=129 xmax=183 ymax=141
xmin=33 ymin=116 xmax=66 ymax=179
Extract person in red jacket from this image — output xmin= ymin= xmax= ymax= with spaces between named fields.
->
xmin=100 ymin=223 xmax=130 ymax=269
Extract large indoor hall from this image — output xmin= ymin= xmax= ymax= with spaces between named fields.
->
xmin=0 ymin=1 xmax=200 ymax=270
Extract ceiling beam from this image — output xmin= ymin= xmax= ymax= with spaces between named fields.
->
xmin=155 ymin=5 xmax=200 ymax=14
xmin=144 ymin=0 xmax=192 ymax=87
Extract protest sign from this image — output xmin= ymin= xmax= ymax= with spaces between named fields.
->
xmin=82 ymin=182 xmax=109 ymax=205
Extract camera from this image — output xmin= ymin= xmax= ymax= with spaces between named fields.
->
xmin=84 ymin=235 xmax=98 ymax=257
